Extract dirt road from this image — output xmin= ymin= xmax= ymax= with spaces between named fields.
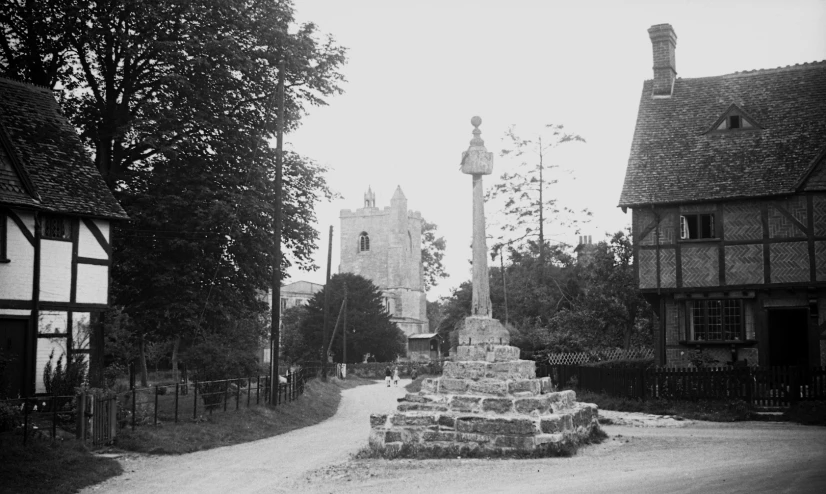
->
xmin=83 ymin=379 xmax=408 ymax=494
xmin=85 ymin=381 xmax=826 ymax=494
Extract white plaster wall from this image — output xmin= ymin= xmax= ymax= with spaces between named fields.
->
xmin=0 ymin=309 xmax=30 ymax=316
xmin=78 ymin=219 xmax=108 ymax=259
xmin=75 ymin=264 xmax=108 ymax=304
xmin=39 ymin=240 xmax=72 ymax=302
xmin=0 ymin=211 xmax=35 ymax=300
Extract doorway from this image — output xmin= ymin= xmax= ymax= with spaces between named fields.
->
xmin=0 ymin=318 xmax=28 ymax=398
xmin=767 ymin=308 xmax=809 ymax=367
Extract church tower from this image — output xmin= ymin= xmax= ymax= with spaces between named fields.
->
xmin=340 ymin=186 xmax=428 ymax=347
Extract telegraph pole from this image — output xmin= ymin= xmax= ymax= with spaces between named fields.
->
xmin=342 ymin=282 xmax=347 ymax=378
xmin=321 ymin=226 xmax=333 ymax=380
xmin=270 ymin=57 xmax=286 ymax=403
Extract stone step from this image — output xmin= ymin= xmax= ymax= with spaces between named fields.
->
xmin=443 ymin=359 xmax=536 ymax=380
xmin=396 ymin=389 xmax=577 ymax=415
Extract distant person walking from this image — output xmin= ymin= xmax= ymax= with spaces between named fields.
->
xmin=393 ymin=367 xmax=400 ymax=387
xmin=385 ymin=366 xmax=392 ymax=387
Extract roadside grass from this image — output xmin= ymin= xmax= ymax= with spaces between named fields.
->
xmin=0 ymin=438 xmax=122 ymax=494
xmin=783 ymin=401 xmax=826 ymax=426
xmin=576 ymin=389 xmax=752 ymax=422
xmin=115 ymin=376 xmax=370 ymax=455
xmin=404 ymin=374 xmax=435 ymax=393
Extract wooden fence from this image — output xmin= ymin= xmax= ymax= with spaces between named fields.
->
xmin=546 ymin=364 xmax=826 ymax=406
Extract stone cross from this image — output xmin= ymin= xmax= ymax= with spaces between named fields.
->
xmin=461 ymin=116 xmax=494 ymax=318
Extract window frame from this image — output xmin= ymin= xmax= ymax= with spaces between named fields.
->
xmin=679 ymin=213 xmax=716 ymax=241
xmin=358 ymin=232 xmax=370 ymax=252
xmin=686 ymin=299 xmax=744 ymax=342
xmin=41 ymin=214 xmax=72 ymax=241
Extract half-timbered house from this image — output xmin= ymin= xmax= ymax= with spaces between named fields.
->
xmin=0 ymin=77 xmax=128 ymax=397
xmin=620 ymin=24 xmax=826 ymax=367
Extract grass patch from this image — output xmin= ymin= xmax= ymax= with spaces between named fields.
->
xmin=115 ymin=376 xmax=369 ymax=455
xmin=784 ymin=401 xmax=826 ymax=426
xmin=404 ymin=374 xmax=435 ymax=393
xmin=576 ymin=389 xmax=752 ymax=422
xmin=0 ymin=437 xmax=122 ymax=494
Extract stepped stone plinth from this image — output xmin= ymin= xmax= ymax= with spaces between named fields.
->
xmin=368 ymin=117 xmax=600 ymax=457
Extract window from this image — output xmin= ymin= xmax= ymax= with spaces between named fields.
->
xmin=41 ymin=215 xmax=72 ymax=240
xmin=359 ymin=232 xmax=370 ymax=252
xmin=680 ymin=214 xmax=715 ymax=240
xmin=689 ymin=299 xmax=742 ymax=341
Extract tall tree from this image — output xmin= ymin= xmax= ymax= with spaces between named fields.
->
xmin=487 ymin=124 xmax=586 ymax=267
xmin=421 ymin=218 xmax=447 ymax=291
xmin=300 ymin=273 xmax=406 ymax=363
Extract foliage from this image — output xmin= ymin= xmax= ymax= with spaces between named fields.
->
xmin=487 ymin=124 xmax=588 ymax=265
xmin=2 ymin=0 xmax=347 ymax=368
xmin=784 ymin=401 xmax=826 ymax=426
xmin=43 ymin=350 xmax=87 ymax=397
xmin=688 ymin=348 xmax=720 ymax=369
xmin=0 ymin=400 xmax=21 ymax=432
xmin=281 ymin=305 xmax=312 ymax=365
xmin=421 ymin=219 xmax=448 ymax=291
xmin=299 ymin=273 xmax=406 ymax=363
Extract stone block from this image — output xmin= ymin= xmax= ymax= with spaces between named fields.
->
xmin=514 ymin=396 xmax=550 ymax=415
xmin=456 ymin=316 xmax=510 ymax=346
xmin=468 ymin=379 xmax=508 ymax=396
xmin=450 ymin=396 xmax=481 ymax=411
xmin=540 ymin=415 xmax=566 ymax=433
xmin=443 ymin=361 xmax=490 ymax=380
xmin=369 ymin=428 xmax=387 ymax=448
xmin=403 ymin=393 xmax=430 ymax=403
xmin=538 ymin=377 xmax=553 ymax=394
xmin=456 ymin=432 xmax=492 ymax=443
xmin=493 ymin=346 xmax=521 ymax=362
xmin=535 ymin=433 xmax=565 ymax=444
xmin=481 ymin=397 xmax=513 ymax=414
xmin=437 ymin=415 xmax=456 ymax=428
xmin=397 ymin=403 xmax=448 ymax=412
xmin=440 ymin=378 xmax=469 ymax=393
xmin=370 ymin=414 xmax=388 ymax=427
xmin=383 ymin=442 xmax=403 ymax=455
xmin=490 ymin=361 xmax=536 ymax=379
xmin=508 ymin=379 xmax=541 ymax=395
xmin=456 ymin=417 xmax=536 ymax=435
xmin=421 ymin=379 xmax=438 ymax=393
xmin=492 ymin=435 xmax=535 ymax=449
xmin=423 ymin=430 xmax=456 ymax=442
xmin=456 ymin=345 xmax=487 ymax=361
xmin=390 ymin=413 xmax=436 ymax=427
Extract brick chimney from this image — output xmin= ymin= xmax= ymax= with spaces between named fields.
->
xmin=648 ymin=24 xmax=677 ymax=97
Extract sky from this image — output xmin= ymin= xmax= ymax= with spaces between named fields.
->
xmin=284 ymin=0 xmax=826 ymax=300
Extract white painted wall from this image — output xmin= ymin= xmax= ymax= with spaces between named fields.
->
xmin=77 ymin=219 xmax=108 ymax=259
xmin=0 ymin=210 xmax=35 ymax=300
xmin=0 ymin=309 xmax=30 ymax=316
xmin=75 ymin=264 xmax=108 ymax=304
xmin=39 ymin=240 xmax=72 ymax=302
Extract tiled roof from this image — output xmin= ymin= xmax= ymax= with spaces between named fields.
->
xmin=619 ymin=61 xmax=826 ymax=207
xmin=0 ymin=77 xmax=128 ymax=219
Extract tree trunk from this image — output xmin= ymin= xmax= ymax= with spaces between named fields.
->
xmin=171 ymin=335 xmax=180 ymax=382
xmin=139 ymin=333 xmax=149 ymax=387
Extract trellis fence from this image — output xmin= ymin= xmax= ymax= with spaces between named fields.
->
xmin=538 ymin=348 xmax=654 ymax=367
xmin=547 ymin=364 xmax=826 ymax=406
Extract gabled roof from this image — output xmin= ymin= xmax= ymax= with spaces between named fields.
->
xmin=0 ymin=77 xmax=128 ymax=219
xmin=619 ymin=61 xmax=826 ymax=207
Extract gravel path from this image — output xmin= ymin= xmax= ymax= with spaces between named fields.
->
xmin=83 ymin=379 xmax=407 ymax=494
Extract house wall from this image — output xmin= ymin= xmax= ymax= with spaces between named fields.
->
xmin=633 ymin=193 xmax=826 ymax=366
xmin=0 ymin=211 xmax=111 ymax=394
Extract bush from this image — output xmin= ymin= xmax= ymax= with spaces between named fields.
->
xmin=186 ymin=339 xmax=259 ymax=410
xmin=0 ymin=349 xmax=17 ymax=399
xmin=784 ymin=401 xmax=826 ymax=426
xmin=0 ymin=400 xmax=21 ymax=432
xmin=43 ymin=350 xmax=87 ymax=397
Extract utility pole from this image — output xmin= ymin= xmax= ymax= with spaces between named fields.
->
xmin=270 ymin=57 xmax=286 ymax=403
xmin=342 ymin=282 xmax=347 ymax=378
xmin=322 ymin=226 xmax=333 ymax=380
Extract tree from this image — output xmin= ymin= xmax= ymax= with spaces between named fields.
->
xmin=421 ymin=219 xmax=448 ymax=291
xmin=300 ymin=273 xmax=405 ymax=363
xmin=281 ymin=305 xmax=312 ymax=365
xmin=487 ymin=124 xmax=587 ymax=267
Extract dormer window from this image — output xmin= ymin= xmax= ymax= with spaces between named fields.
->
xmin=358 ymin=232 xmax=370 ymax=252
xmin=708 ymin=104 xmax=760 ymax=133
xmin=42 ymin=214 xmax=72 ymax=240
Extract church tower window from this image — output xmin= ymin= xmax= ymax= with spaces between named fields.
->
xmin=359 ymin=232 xmax=370 ymax=252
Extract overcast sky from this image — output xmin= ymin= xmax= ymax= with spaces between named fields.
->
xmin=285 ymin=0 xmax=826 ymax=300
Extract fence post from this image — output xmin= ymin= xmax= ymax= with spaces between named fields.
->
xmin=174 ymin=383 xmax=179 ymax=424
xmin=790 ymin=366 xmax=800 ymax=406
xmin=131 ymin=388 xmax=136 ymax=431
xmin=193 ymin=380 xmax=198 ymax=419
xmin=639 ymin=368 xmax=646 ymax=401
xmin=154 ymin=386 xmax=159 ymax=426
xmin=23 ymin=398 xmax=29 ymax=445
xmin=256 ymin=376 xmax=260 ymax=405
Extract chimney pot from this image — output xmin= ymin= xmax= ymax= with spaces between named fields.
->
xmin=648 ymin=23 xmax=677 ymax=97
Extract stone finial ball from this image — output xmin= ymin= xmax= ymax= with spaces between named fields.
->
xmin=471 ymin=116 xmax=482 ymax=128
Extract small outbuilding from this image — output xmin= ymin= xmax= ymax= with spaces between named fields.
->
xmin=407 ymin=333 xmax=441 ymax=361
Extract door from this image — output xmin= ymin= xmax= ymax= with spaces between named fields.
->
xmin=767 ymin=308 xmax=809 ymax=367
xmin=0 ymin=318 xmax=28 ymax=398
